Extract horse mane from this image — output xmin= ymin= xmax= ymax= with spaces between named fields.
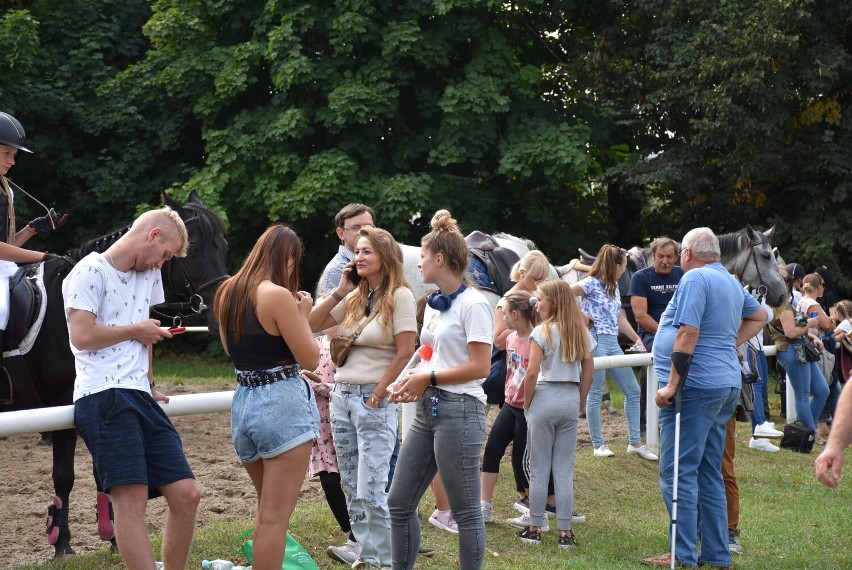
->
xmin=65 ymin=201 xmax=227 ymax=262
xmin=182 ymin=201 xmax=227 ymax=248
xmin=716 ymin=229 xmax=745 ymax=259
xmin=66 ymin=225 xmax=130 ymax=261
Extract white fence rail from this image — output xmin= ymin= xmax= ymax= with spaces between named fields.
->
xmin=0 ymin=340 xmax=789 ymax=449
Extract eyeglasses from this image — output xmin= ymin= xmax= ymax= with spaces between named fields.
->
xmin=343 ymin=224 xmax=372 ymax=233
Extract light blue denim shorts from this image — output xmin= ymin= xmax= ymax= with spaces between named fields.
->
xmin=231 ymin=370 xmax=320 ymax=462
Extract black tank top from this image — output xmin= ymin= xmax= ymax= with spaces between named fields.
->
xmin=226 ymin=301 xmax=296 ymax=370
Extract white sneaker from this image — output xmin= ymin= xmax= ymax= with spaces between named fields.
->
xmin=428 ymin=509 xmax=459 ymax=534
xmin=507 ymin=513 xmax=550 ymax=532
xmin=593 ymin=445 xmax=615 ymax=457
xmin=327 ymin=540 xmax=362 ymax=565
xmin=627 ymin=444 xmax=659 ymax=461
xmin=481 ymin=500 xmax=494 ymax=523
xmin=753 ymin=421 xmax=784 ymax=438
xmin=749 ymin=437 xmax=779 ymax=452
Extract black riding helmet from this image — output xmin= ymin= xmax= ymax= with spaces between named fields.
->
xmin=0 ymin=112 xmax=33 ymax=153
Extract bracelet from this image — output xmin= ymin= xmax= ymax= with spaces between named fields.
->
xmin=331 ymin=291 xmax=344 ymax=303
xmin=368 ymin=395 xmax=381 ymax=405
xmin=150 ymin=380 xmax=156 ymax=389
xmin=430 ymin=371 xmax=437 ymax=386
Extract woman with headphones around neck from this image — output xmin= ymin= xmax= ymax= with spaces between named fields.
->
xmin=387 ymin=209 xmax=493 ymax=570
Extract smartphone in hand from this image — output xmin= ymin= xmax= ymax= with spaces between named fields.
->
xmin=348 ymin=268 xmax=362 ymax=286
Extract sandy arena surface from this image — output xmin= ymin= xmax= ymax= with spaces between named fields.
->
xmin=0 ymin=383 xmax=628 ymax=568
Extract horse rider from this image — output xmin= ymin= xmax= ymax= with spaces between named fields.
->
xmin=0 ymin=111 xmax=67 ymax=403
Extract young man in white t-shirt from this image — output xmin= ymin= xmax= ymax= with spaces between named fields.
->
xmin=63 ymin=207 xmax=199 ymax=570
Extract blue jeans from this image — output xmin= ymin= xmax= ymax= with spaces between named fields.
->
xmin=659 ymin=386 xmax=739 ymax=568
xmin=387 ymin=387 xmax=486 ymax=570
xmin=776 ymin=346 xmax=829 ymax=430
xmin=330 ymin=383 xmax=398 ymax=567
xmin=819 ymin=378 xmax=842 ymax=424
xmin=587 ymin=333 xmax=642 ymax=447
xmin=750 ymin=350 xmax=770 ymax=429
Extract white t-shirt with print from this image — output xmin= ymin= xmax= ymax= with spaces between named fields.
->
xmin=63 ymin=252 xmax=165 ymax=402
xmin=420 ymin=287 xmax=494 ymax=404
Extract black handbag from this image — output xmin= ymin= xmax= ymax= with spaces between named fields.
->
xmin=780 ymin=420 xmax=815 ymax=453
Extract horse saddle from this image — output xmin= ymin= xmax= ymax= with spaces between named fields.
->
xmin=577 ymin=247 xmax=598 ymax=266
xmin=465 ymin=231 xmax=520 ymax=296
xmin=4 ymin=263 xmax=46 ymax=358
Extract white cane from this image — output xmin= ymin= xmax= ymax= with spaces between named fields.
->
xmin=669 ymin=383 xmax=684 ymax=570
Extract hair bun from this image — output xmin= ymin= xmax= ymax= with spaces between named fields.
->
xmin=430 ymin=209 xmax=460 ymax=233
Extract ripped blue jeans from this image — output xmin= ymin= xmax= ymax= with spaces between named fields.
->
xmin=330 ymin=382 xmax=398 ymax=567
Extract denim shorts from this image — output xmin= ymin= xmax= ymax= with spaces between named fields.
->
xmin=74 ymin=388 xmax=195 ymax=499
xmin=231 ymin=372 xmax=320 ymax=462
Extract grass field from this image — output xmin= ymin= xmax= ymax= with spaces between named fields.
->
xmin=20 ymin=360 xmax=851 ymax=569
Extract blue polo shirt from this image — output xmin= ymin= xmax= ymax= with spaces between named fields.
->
xmin=653 ymin=262 xmax=761 ymax=390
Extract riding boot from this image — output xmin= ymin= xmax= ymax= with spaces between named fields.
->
xmin=0 ymin=328 xmax=11 ymax=406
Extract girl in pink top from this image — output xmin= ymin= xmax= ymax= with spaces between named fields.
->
xmin=479 ymin=291 xmax=542 ymax=522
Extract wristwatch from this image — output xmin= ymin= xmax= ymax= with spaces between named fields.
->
xmin=430 ymin=371 xmax=437 ymax=386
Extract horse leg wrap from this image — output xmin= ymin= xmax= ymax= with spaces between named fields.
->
xmin=96 ymin=492 xmax=115 ymax=541
xmin=45 ymin=495 xmax=63 ymax=545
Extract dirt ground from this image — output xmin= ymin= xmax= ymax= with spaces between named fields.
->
xmin=0 ymin=383 xmax=629 ymax=568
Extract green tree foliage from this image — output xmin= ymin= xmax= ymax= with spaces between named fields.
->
xmin=595 ymin=0 xmax=852 ymax=289
xmin=104 ymin=0 xmax=600 ymax=280
xmin=2 ymin=0 xmax=850 ymax=292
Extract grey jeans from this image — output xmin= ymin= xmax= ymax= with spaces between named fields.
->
xmin=524 ymin=382 xmax=580 ymax=531
xmin=387 ymin=387 xmax=486 ymax=570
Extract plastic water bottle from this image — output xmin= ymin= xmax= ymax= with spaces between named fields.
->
xmin=405 ymin=344 xmax=433 ymax=371
xmin=390 ymin=344 xmax=432 ymax=395
xmin=201 ymin=560 xmax=251 ymax=570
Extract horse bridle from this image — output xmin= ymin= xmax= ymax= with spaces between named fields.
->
xmin=735 ymin=234 xmax=769 ymax=302
xmin=152 ymin=215 xmax=228 ymax=327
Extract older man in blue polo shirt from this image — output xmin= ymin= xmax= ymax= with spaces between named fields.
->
xmin=642 ymin=228 xmax=766 ymax=570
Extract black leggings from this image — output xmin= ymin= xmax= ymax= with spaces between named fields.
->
xmin=482 ymin=403 xmax=554 ymax=495
xmin=318 ymin=471 xmax=351 ymax=535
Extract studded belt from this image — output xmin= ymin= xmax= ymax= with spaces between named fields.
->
xmin=235 ymin=364 xmax=301 ymax=388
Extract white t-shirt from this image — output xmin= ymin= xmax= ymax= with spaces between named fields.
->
xmin=63 ymin=252 xmax=165 ymax=401
xmin=531 ymin=324 xmax=596 ymax=383
xmin=838 ymin=319 xmax=852 ymax=334
xmin=420 ymin=287 xmax=493 ymax=404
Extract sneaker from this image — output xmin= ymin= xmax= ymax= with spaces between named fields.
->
xmin=428 ymin=508 xmax=459 ymax=534
xmin=558 ymin=531 xmax=578 ymax=549
xmin=593 ymin=445 xmax=615 ymax=457
xmin=513 ymin=496 xmax=530 ymax=513
xmin=572 ymin=512 xmax=587 ymax=524
xmin=481 ymin=500 xmax=494 ymax=523
xmin=327 ymin=541 xmax=362 ymax=566
xmin=508 ymin=513 xmax=550 ymax=532
xmin=748 ymin=437 xmax=779 ymax=452
xmin=518 ymin=526 xmax=542 ymax=545
xmin=728 ymin=530 xmax=744 ymax=555
xmin=627 ymin=444 xmax=659 ymax=461
xmin=418 ymin=546 xmax=436 ymax=557
xmin=753 ymin=421 xmax=784 ymax=438
xmin=327 ymin=541 xmax=362 ymax=565
xmin=545 ymin=504 xmax=557 ymax=518
xmin=642 ymin=552 xmax=684 ymax=567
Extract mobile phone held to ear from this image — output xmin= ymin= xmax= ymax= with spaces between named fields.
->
xmin=348 ymin=268 xmax=362 ymax=286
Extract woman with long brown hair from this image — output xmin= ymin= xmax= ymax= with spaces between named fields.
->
xmin=214 ymin=224 xmax=320 ymax=570
xmin=570 ymin=244 xmax=655 ymax=460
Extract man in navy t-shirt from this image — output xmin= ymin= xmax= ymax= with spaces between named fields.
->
xmin=629 ymin=237 xmax=684 ymax=431
xmin=629 ymin=237 xmax=684 ymax=351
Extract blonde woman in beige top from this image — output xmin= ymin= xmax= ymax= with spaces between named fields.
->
xmin=310 ymin=227 xmax=416 ymax=570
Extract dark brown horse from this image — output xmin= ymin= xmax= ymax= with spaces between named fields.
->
xmin=0 ymin=191 xmax=228 ymax=557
